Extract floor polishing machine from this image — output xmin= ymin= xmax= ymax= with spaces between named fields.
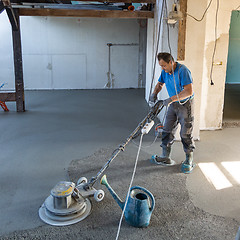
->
xmin=39 ymin=100 xmax=164 ymax=226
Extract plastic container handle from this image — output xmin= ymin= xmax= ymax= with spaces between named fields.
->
xmin=131 ymin=186 xmax=155 ymax=212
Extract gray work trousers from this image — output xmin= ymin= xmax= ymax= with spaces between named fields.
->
xmin=161 ymin=98 xmax=195 ymax=154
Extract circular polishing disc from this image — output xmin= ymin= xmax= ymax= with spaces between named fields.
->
xmin=39 ymin=198 xmax=92 ymax=226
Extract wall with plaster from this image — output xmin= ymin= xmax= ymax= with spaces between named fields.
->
xmin=182 ymin=0 xmax=209 ymax=136
xmin=0 ymin=13 xmax=141 ymax=90
xmin=186 ymin=0 xmax=240 ymax=130
xmin=146 ymin=0 xmax=240 ymax=136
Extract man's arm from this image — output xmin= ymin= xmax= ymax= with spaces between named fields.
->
xmin=153 ymin=82 xmax=164 ymax=95
xmin=170 ymin=83 xmax=193 ymax=102
xmin=149 ymin=82 xmax=164 ymax=104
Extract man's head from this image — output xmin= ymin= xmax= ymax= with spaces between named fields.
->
xmin=157 ymin=52 xmax=175 ymax=74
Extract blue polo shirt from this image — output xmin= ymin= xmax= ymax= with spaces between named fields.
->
xmin=158 ymin=62 xmax=193 ymax=98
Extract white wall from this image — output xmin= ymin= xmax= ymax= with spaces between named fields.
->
xmin=0 ymin=14 xmax=140 ymax=90
xmin=0 ymin=11 xmax=15 ymax=90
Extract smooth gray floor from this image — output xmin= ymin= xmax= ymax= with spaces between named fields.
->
xmin=223 ymin=84 xmax=240 ymax=126
xmin=0 ymin=89 xmax=149 ymax=235
xmin=0 ymin=89 xmax=239 ymax=239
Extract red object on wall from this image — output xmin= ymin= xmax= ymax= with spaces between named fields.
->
xmin=128 ymin=5 xmax=135 ymax=11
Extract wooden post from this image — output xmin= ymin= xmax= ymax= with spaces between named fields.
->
xmin=138 ymin=19 xmax=147 ymax=88
xmin=0 ymin=1 xmax=4 ymax=14
xmin=177 ymin=0 xmax=187 ymax=61
xmin=3 ymin=0 xmax=18 ymax=31
xmin=12 ymin=9 xmax=25 ymax=112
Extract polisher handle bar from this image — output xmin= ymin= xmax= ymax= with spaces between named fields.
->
xmin=132 ymin=100 xmax=164 ymax=139
xmin=86 ymin=100 xmax=164 ymax=189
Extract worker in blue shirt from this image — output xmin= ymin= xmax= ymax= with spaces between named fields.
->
xmin=149 ymin=52 xmax=195 ymax=173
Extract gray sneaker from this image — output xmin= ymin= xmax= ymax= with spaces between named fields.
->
xmin=151 ymin=155 xmax=175 ymax=165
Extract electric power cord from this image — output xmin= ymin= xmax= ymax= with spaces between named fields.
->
xmin=131 ymin=106 xmax=168 ymax=148
xmin=186 ymin=0 xmax=213 ymax=22
xmin=148 ymin=0 xmax=165 ymax=102
xmin=164 ymin=0 xmax=189 ymax=105
xmin=115 ymin=133 xmax=144 ymax=240
xmin=209 ymin=0 xmax=219 ymax=85
xmin=185 ymin=0 xmax=220 ymax=85
xmin=132 ymin=130 xmax=159 ymax=148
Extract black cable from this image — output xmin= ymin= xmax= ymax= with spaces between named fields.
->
xmin=210 ymin=0 xmax=219 ymax=85
xmin=164 ymin=0 xmax=172 ymax=54
xmin=164 ymin=0 xmax=187 ymax=105
xmin=148 ymin=0 xmax=165 ymax=101
xmin=187 ymin=0 xmax=220 ymax=85
xmin=186 ymin=0 xmax=213 ymax=22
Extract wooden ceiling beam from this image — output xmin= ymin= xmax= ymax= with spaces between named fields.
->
xmin=18 ymin=8 xmax=154 ymax=18
xmin=0 ymin=92 xmax=16 ymax=102
xmin=12 ymin=0 xmax=155 ymax=3
xmin=71 ymin=0 xmax=154 ymax=2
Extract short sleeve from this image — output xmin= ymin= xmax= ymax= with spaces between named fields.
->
xmin=179 ymin=66 xmax=193 ymax=86
xmin=158 ymin=70 xmax=165 ymax=83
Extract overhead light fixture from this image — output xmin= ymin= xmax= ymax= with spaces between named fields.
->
xmin=167 ymin=3 xmax=183 ymax=25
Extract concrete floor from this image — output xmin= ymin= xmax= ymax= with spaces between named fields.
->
xmin=0 ymin=89 xmax=239 ymax=239
xmin=223 ymin=84 xmax=240 ymax=127
xmin=187 ymin=83 xmax=240 ymax=223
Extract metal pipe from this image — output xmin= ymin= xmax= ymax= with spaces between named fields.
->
xmin=106 ymin=42 xmax=139 ymax=88
xmin=109 ymin=43 xmax=139 ymax=46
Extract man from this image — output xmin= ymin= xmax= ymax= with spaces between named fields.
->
xmin=149 ymin=52 xmax=195 ymax=173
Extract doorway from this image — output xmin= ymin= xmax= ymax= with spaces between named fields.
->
xmin=223 ymin=10 xmax=240 ymax=127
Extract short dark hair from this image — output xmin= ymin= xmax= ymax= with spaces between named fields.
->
xmin=157 ymin=52 xmax=174 ymax=63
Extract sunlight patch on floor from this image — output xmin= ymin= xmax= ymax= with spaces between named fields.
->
xmin=221 ymin=161 xmax=240 ymax=184
xmin=198 ymin=162 xmax=232 ymax=190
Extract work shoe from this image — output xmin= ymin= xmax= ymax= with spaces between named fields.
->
xmin=181 ymin=152 xmax=195 ymax=173
xmin=151 ymin=146 xmax=175 ymax=165
xmin=153 ymin=155 xmax=172 ymax=165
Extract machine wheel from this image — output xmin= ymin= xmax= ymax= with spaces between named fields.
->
xmin=94 ymin=190 xmax=105 ymax=202
xmin=77 ymin=177 xmax=87 ymax=186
